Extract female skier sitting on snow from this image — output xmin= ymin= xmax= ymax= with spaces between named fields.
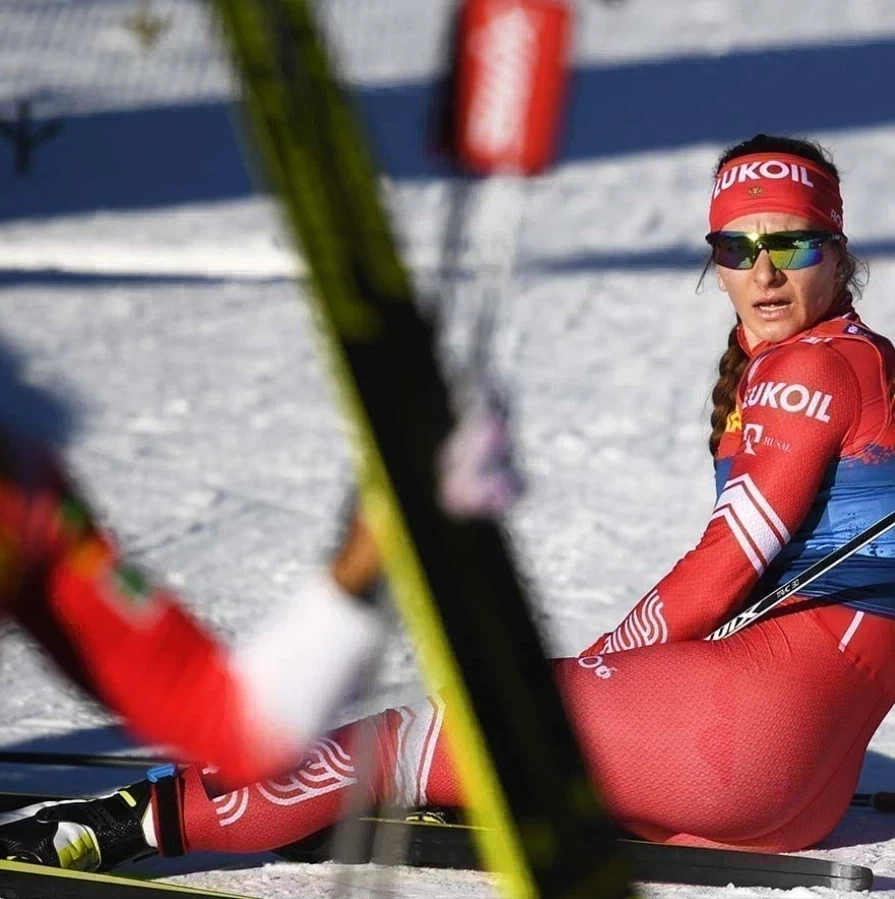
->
xmin=4 ymin=132 xmax=895 ymax=869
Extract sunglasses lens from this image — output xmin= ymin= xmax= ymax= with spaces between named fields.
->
xmin=712 ymin=236 xmax=755 ymax=270
xmin=765 ymin=246 xmax=825 ymax=271
xmin=709 ymin=233 xmax=832 ymax=271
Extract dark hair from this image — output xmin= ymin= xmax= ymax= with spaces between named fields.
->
xmin=705 ymin=133 xmax=868 ymax=457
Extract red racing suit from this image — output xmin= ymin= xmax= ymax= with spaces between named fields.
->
xmin=582 ymin=311 xmax=895 ymax=657
xmin=160 ymin=310 xmax=895 ymax=855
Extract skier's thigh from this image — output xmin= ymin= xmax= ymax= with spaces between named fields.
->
xmin=553 ymin=618 xmax=880 ymax=838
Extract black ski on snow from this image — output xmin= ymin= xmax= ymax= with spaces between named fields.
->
xmin=273 ymin=815 xmax=874 ymax=892
xmin=0 ymin=846 xmax=872 ymax=899
xmin=0 ymin=793 xmax=874 ymax=892
xmin=209 ymin=2 xmax=629 ymax=899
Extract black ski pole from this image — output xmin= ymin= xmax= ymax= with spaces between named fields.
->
xmin=851 ymin=791 xmax=895 ymax=812
xmin=0 ymin=750 xmax=165 ymax=769
xmin=709 ymin=508 xmax=895 ymax=641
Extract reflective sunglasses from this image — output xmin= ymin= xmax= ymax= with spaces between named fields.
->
xmin=705 ymin=230 xmax=843 ymax=271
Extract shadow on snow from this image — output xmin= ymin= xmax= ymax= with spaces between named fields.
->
xmin=1 ymin=37 xmax=895 ymax=220
xmin=2 ymin=234 xmax=894 ymax=286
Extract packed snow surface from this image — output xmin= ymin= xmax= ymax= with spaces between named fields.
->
xmin=3 ymin=1 xmax=895 ymax=896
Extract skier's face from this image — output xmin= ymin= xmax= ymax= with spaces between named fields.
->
xmin=715 ymin=212 xmax=841 ymax=349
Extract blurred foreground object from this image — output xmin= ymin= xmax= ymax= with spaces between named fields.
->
xmin=0 ymin=336 xmax=382 ymax=793
xmin=212 ymin=0 xmax=630 ymax=897
xmin=438 ymin=0 xmax=572 ymax=175
xmin=439 ymin=379 xmax=525 ymax=517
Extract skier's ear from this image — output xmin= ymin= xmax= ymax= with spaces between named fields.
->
xmin=717 ymin=270 xmax=728 ymax=293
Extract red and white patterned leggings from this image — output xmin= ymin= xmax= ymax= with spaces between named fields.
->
xmin=169 ymin=600 xmax=895 ymax=855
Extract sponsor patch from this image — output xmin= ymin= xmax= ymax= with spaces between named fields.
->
xmin=743 ymin=423 xmax=763 ymax=455
xmin=742 ymin=381 xmax=832 ymax=422
xmin=845 ymin=323 xmax=874 ymax=339
xmin=725 ymin=408 xmax=743 ymax=433
xmin=713 ymin=159 xmax=815 ymax=199
xmin=742 ymin=423 xmax=790 ymax=455
xmin=578 ymin=655 xmax=618 ymax=680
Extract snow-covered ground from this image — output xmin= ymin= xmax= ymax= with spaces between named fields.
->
xmin=3 ymin=1 xmax=895 ymax=896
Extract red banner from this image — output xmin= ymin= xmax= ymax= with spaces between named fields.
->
xmin=452 ymin=0 xmax=571 ymax=175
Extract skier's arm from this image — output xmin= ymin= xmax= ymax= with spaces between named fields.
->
xmin=9 ymin=461 xmax=381 ymax=789
xmin=580 ymin=342 xmax=861 ymax=656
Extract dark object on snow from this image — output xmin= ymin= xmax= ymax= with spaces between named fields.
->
xmin=0 ymin=100 xmax=64 ymax=177
xmin=274 ymin=809 xmax=874 ymax=891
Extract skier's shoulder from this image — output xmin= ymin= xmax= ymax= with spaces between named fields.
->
xmin=745 ymin=331 xmax=855 ymax=390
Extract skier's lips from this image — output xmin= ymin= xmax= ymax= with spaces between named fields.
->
xmin=751 ymin=296 xmax=793 ymax=322
xmin=753 ymin=295 xmax=790 ymax=307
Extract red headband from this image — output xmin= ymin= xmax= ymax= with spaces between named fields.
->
xmin=709 ymin=152 xmax=844 ymax=234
